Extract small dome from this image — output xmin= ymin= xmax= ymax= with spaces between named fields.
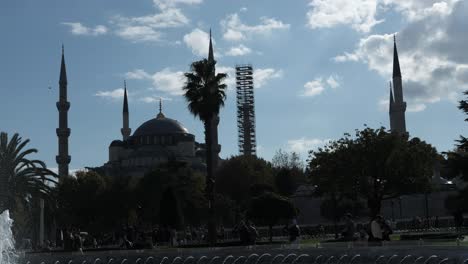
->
xmin=133 ymin=116 xmax=189 ymax=137
xmin=110 ymin=140 xmax=124 ymax=147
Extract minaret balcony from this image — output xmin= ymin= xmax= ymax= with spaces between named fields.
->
xmin=56 ymin=128 xmax=71 ymax=137
xmin=56 ymin=155 xmax=71 ymax=164
xmin=56 ymin=101 xmax=70 ymax=110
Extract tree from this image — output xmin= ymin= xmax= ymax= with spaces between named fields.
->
xmin=183 ymin=58 xmax=227 ymax=245
xmin=0 ymin=132 xmax=57 ymax=214
xmin=56 ymin=170 xmax=111 ymax=233
xmin=135 ymin=161 xmax=206 ymax=228
xmin=272 ymin=149 xmax=305 ymax=196
xmin=309 ymin=127 xmax=437 ymax=218
xmin=445 ymin=90 xmax=468 ymax=179
xmin=246 ymin=192 xmax=297 ymax=242
xmin=215 ymin=155 xmax=275 ymax=207
xmin=443 ymin=90 xmax=468 ymax=214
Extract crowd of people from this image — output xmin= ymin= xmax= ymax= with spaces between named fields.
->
xmin=336 ymin=213 xmax=394 ymax=243
xmin=28 ymin=213 xmax=466 ymax=252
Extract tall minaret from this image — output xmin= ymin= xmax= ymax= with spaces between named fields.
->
xmin=56 ymin=45 xmax=71 ymax=178
xmin=121 ymin=81 xmax=131 ymax=140
xmin=389 ymin=35 xmax=407 ymax=134
xmin=207 ymin=29 xmax=221 ymax=168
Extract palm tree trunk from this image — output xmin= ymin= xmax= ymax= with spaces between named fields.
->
xmin=204 ymin=117 xmax=217 ymax=246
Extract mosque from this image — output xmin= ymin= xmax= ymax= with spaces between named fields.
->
xmin=102 ymin=91 xmax=207 ymax=178
xmin=55 ymin=35 xmax=220 ymax=179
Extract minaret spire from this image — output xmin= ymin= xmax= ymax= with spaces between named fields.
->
xmin=121 ymin=80 xmax=131 ymax=140
xmin=389 ymin=35 xmax=407 ymax=134
xmin=56 ymin=45 xmax=71 ymax=178
xmin=393 ymin=34 xmax=401 ymax=78
xmin=208 ymin=28 xmax=214 ymax=63
xmin=159 ymin=97 xmax=162 ymax=113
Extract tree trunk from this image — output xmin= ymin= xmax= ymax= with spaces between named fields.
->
xmin=204 ymin=117 xmax=217 ymax=246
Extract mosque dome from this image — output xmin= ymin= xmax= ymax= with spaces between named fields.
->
xmin=110 ymin=140 xmax=124 ymax=147
xmin=133 ymin=112 xmax=189 ymax=137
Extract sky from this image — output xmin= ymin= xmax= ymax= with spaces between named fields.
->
xmin=0 ymin=0 xmax=467 ymax=172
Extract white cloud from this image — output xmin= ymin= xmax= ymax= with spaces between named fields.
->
xmin=302 ymin=79 xmax=325 ymax=97
xmin=225 ymin=44 xmax=252 ymax=56
xmin=223 ymin=29 xmax=245 ymax=41
xmin=62 ymin=22 xmax=108 ymax=36
xmin=95 ymin=88 xmax=125 ymax=99
xmin=183 ymin=28 xmax=212 ymax=57
xmin=140 ymin=96 xmax=173 ymax=103
xmin=111 ymin=0 xmax=201 ymax=43
xmin=116 ymin=25 xmax=162 ymax=42
xmin=253 ymin=68 xmax=283 ymax=88
xmin=287 ymin=137 xmax=330 ymax=156
xmin=334 ymin=0 xmax=468 ymax=111
xmin=125 ymin=69 xmax=152 ymax=80
xmin=153 ymin=0 xmax=203 ymax=9
xmin=382 ymin=0 xmax=459 ymax=21
xmin=305 ymin=0 xmax=460 ymax=33
xmin=301 ymin=75 xmax=340 ymax=97
xmin=306 ymin=0 xmax=382 ymax=33
xmin=240 ymin=7 xmax=248 ymax=12
xmin=326 ymin=75 xmax=340 ymax=89
xmin=221 ymin=13 xmax=290 ymax=41
xmin=150 ymin=68 xmax=186 ymax=96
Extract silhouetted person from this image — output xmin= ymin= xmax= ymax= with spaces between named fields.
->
xmin=288 ymin=219 xmax=301 ymax=243
xmin=382 ymin=218 xmax=393 ymax=241
xmin=369 ymin=215 xmax=383 ymax=245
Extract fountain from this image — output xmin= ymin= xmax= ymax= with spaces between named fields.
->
xmin=0 ymin=210 xmax=16 ymax=264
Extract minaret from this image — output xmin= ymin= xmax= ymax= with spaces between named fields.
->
xmin=207 ymin=29 xmax=220 ymax=168
xmin=56 ymin=45 xmax=71 ymax=178
xmin=389 ymin=35 xmax=407 ymax=134
xmin=121 ymin=81 xmax=131 ymax=140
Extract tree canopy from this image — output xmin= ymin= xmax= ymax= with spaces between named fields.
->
xmin=308 ymin=127 xmax=438 ymax=217
xmin=215 ymin=155 xmax=275 ymax=206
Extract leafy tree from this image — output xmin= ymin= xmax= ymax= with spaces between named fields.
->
xmin=183 ymin=58 xmax=228 ymax=244
xmin=272 ymin=149 xmax=305 ymax=196
xmin=309 ymin=127 xmax=437 ymax=218
xmin=56 ymin=170 xmax=110 ymax=232
xmin=215 ymin=155 xmax=275 ymax=207
xmin=246 ymin=192 xmax=297 ymax=242
xmin=135 ymin=161 xmax=206 ymax=228
xmin=272 ymin=149 xmax=304 ymax=170
xmin=443 ymin=90 xmax=468 ymax=214
xmin=445 ymin=90 xmax=468 ymax=179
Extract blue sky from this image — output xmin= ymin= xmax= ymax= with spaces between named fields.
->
xmin=1 ymin=0 xmax=467 ymax=171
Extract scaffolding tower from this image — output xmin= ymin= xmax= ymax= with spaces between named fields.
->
xmin=236 ymin=64 xmax=257 ymax=156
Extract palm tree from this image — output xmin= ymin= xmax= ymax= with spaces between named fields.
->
xmin=0 ymin=132 xmax=57 ymax=213
xmin=183 ymin=58 xmax=227 ymax=245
